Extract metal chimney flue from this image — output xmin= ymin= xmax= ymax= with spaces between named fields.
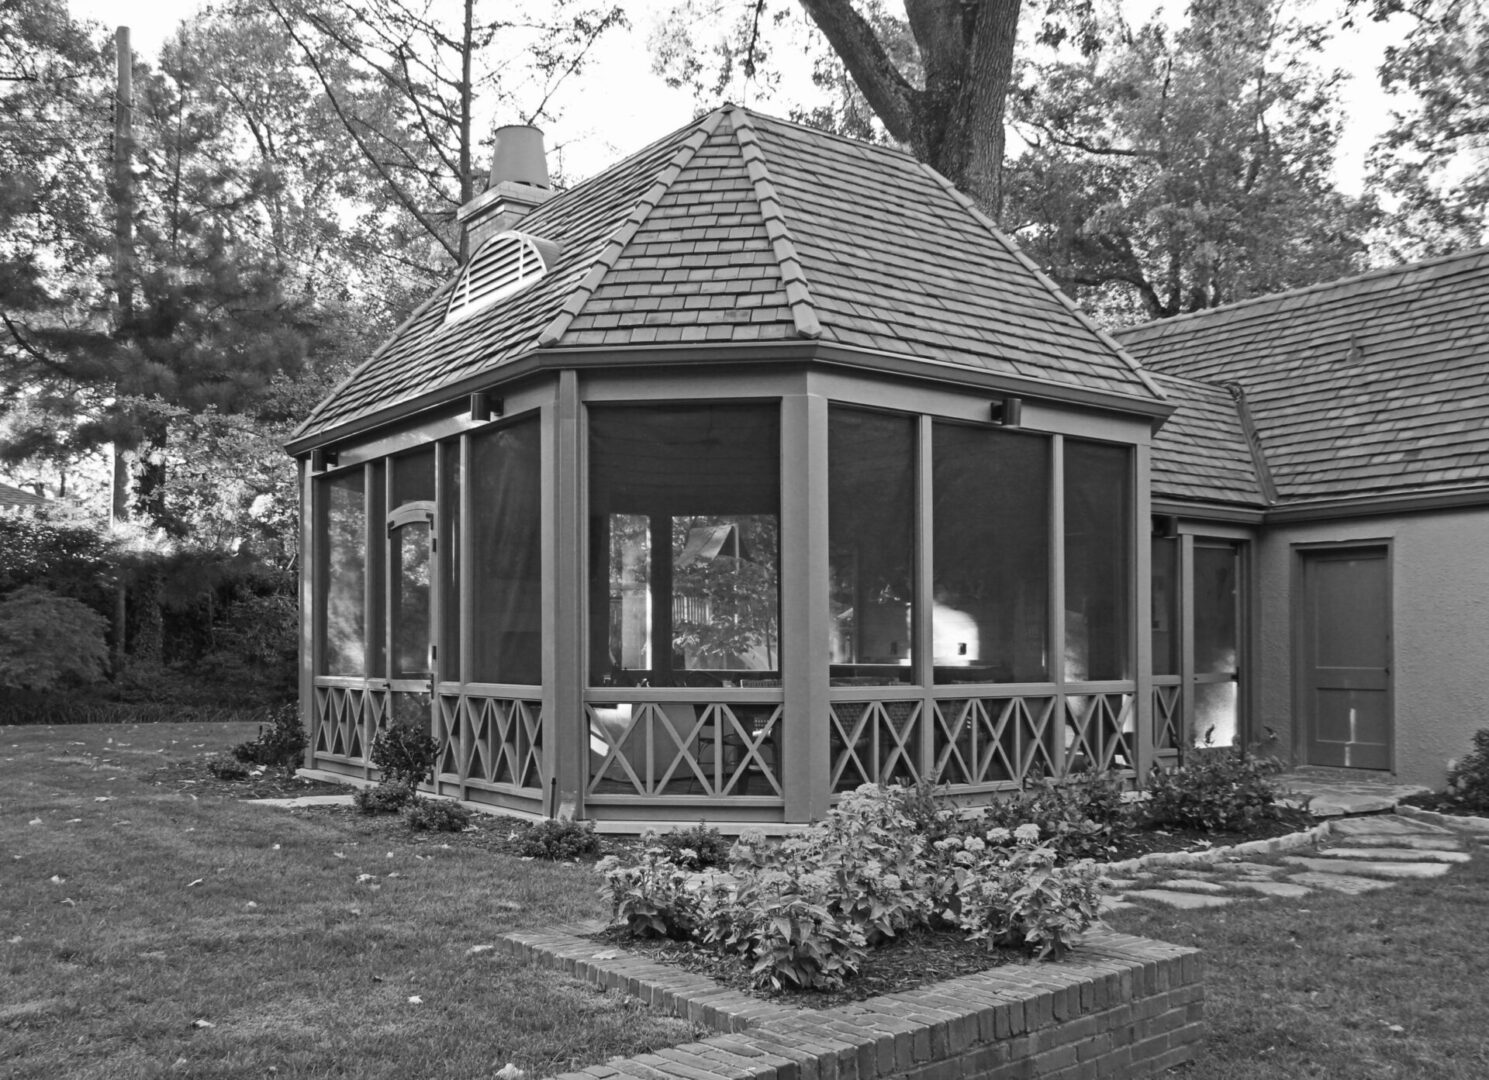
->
xmin=490 ymin=125 xmax=549 ymax=189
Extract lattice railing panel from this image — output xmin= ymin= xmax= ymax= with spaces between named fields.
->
xmin=430 ymin=693 xmax=545 ymax=791
xmin=1152 ymin=683 xmax=1182 ymax=753
xmin=313 ymin=684 xmax=385 ymax=763
xmin=587 ymin=701 xmax=783 ymax=798
xmin=1064 ymin=693 xmax=1136 ymax=774
xmin=829 ymin=699 xmax=924 ymax=793
xmin=931 ymin=696 xmax=1059 ymax=787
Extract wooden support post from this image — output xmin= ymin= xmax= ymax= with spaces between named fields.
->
xmin=1180 ymin=533 xmax=1196 ymax=761
xmin=1133 ymin=442 xmax=1155 ymax=782
xmin=544 ymin=371 xmax=586 ymax=818
xmin=1049 ymin=435 xmax=1067 ymax=781
xmin=781 ymin=387 xmax=830 ymax=822
xmin=914 ymin=415 xmax=935 ymax=774
xmin=299 ymin=459 xmax=315 ymax=771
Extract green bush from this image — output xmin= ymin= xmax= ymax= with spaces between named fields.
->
xmin=0 ymin=585 xmax=110 ymax=691
xmin=515 ymin=818 xmax=600 ymax=860
xmin=598 ymin=783 xmax=1102 ymax=993
xmin=353 ymin=781 xmax=415 ymax=814
xmin=232 ymin=702 xmax=307 ymax=771
xmin=647 ymin=823 xmax=731 ymax=871
xmin=961 ymin=772 xmax=1125 ymax=863
xmin=370 ymin=711 xmax=439 ymax=789
xmin=1144 ymin=750 xmax=1285 ymax=831
xmin=1446 ymin=729 xmax=1489 ymax=812
xmin=403 ymin=796 xmax=475 ymax=832
xmin=206 ymin=752 xmax=251 ymax=780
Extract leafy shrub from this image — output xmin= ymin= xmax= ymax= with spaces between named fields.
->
xmin=937 ymin=826 xmax=1102 ymax=959
xmin=232 ymin=702 xmax=307 ymax=771
xmin=597 ymin=783 xmax=1101 ymax=993
xmin=370 ymin=711 xmax=439 ymax=789
xmin=1446 ymin=729 xmax=1489 ymax=812
xmin=1144 ymin=750 xmax=1284 ymax=831
xmin=970 ymin=772 xmax=1126 ymax=863
xmin=354 ymin=780 xmax=415 ymax=814
xmin=515 ymin=818 xmax=600 ymax=860
xmin=206 ymin=752 xmax=251 ymax=780
xmin=648 ymin=823 xmax=731 ymax=871
xmin=404 ymin=796 xmax=475 ymax=832
xmin=0 ymin=585 xmax=110 ymax=691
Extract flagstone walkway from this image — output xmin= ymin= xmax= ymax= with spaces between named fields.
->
xmin=1101 ymin=813 xmax=1485 ymax=912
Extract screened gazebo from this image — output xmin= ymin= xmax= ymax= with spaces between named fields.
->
xmin=287 ymin=106 xmax=1175 ymax=827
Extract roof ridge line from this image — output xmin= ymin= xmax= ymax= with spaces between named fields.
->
xmin=1224 ymin=381 xmax=1278 ymax=505
xmin=288 ymin=281 xmax=455 ymax=443
xmin=915 ymin=162 xmax=1165 ymax=402
xmin=726 ymin=106 xmax=822 ymax=339
xmin=534 ymin=108 xmax=728 ymax=349
xmin=1118 ymin=243 xmax=1489 ymax=337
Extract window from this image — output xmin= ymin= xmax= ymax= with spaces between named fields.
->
xmin=469 ymin=418 xmax=543 ymax=684
xmin=1063 ymin=440 xmax=1132 ymax=681
xmin=931 ymin=422 xmax=1050 ymax=684
xmin=589 ymin=404 xmax=780 ymax=686
xmin=1193 ymin=542 xmax=1240 ymax=746
xmin=828 ymin=407 xmax=916 ymax=684
xmin=321 ymin=469 xmax=366 ymax=676
xmin=387 ymin=449 xmax=435 ymax=679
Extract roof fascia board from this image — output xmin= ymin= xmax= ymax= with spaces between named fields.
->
xmin=1262 ymin=485 xmax=1489 ymax=523
xmin=1152 ymin=498 xmax=1267 ymax=525
xmin=287 ymin=337 xmax=1175 ymax=455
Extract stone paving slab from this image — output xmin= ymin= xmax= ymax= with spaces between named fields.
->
xmin=1281 ymin=856 xmax=1452 ymax=879
xmin=1312 ymin=846 xmax=1470 ymax=863
xmin=1285 ymin=871 xmax=1394 ymax=894
xmin=1154 ymin=879 xmax=1228 ymax=893
xmin=1228 ymin=880 xmax=1313 ymax=899
xmin=1333 ymin=835 xmax=1464 ymax=851
xmin=1124 ymin=889 xmax=1234 ymax=909
xmin=1218 ymin=861 xmax=1287 ymax=876
xmin=1333 ymin=816 xmax=1448 ymax=836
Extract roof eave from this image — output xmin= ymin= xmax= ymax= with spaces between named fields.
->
xmin=285 ymin=338 xmax=1175 ymax=456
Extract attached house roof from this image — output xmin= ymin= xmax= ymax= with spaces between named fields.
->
xmin=294 ymin=105 xmax=1162 ymax=446
xmin=0 ymin=481 xmax=47 ymax=509
xmin=1145 ymin=373 xmax=1267 ymax=509
xmin=1121 ymin=246 xmax=1489 ymax=506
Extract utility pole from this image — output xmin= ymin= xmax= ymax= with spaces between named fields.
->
xmin=111 ymin=26 xmax=134 ymax=673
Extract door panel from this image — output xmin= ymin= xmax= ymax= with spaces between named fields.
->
xmin=1302 ymin=548 xmax=1391 ymax=769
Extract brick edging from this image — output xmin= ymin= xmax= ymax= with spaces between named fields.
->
xmin=497 ymin=925 xmax=1203 ymax=1080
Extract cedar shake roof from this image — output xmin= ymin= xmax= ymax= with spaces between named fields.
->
xmin=294 ymin=105 xmax=1161 ymax=444
xmin=1119 ymin=247 xmax=1489 ymax=504
xmin=0 ymin=481 xmax=47 ymax=509
xmin=1146 ymin=373 xmax=1266 ymax=508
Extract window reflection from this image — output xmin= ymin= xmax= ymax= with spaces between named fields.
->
xmin=322 ymin=470 xmax=366 ymax=676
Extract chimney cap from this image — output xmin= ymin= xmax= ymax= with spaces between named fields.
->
xmin=490 ymin=125 xmax=549 ymax=190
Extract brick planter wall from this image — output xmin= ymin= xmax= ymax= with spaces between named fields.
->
xmin=497 ymin=926 xmax=1202 ymax=1080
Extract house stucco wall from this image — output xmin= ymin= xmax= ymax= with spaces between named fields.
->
xmin=1254 ymin=506 xmax=1489 ymax=788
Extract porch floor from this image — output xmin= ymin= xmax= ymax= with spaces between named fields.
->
xmin=1274 ymin=766 xmax=1431 ymax=817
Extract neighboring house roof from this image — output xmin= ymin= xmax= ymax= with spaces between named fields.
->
xmin=294 ymin=105 xmax=1162 ymax=446
xmin=0 ymin=481 xmax=47 ymax=509
xmin=1119 ymin=247 xmax=1489 ymax=505
xmin=1146 ymin=373 xmax=1267 ymax=509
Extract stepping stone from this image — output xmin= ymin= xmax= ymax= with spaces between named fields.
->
xmin=1314 ymin=846 xmax=1469 ymax=863
xmin=1331 ymin=816 xmax=1447 ymax=836
xmin=1125 ymin=889 xmax=1234 ymax=910
xmin=1281 ymin=856 xmax=1453 ymax=879
xmin=1229 ymin=880 xmax=1313 ymax=899
xmin=1098 ymin=897 xmax=1136 ymax=914
xmin=1334 ymin=835 xmax=1465 ymax=851
xmin=1286 ymin=872 xmax=1393 ymax=895
xmin=1100 ymin=878 xmax=1141 ymax=891
xmin=1155 ymin=878 xmax=1227 ymax=893
xmin=1222 ymin=861 xmax=1285 ymax=877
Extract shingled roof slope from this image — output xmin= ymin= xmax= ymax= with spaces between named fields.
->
xmin=296 ymin=105 xmax=1161 ymax=443
xmin=1117 ymin=247 xmax=1489 ymax=502
xmin=0 ymin=481 xmax=47 ymax=509
xmin=1147 ymin=373 xmax=1266 ymax=508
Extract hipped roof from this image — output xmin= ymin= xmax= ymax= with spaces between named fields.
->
xmin=293 ymin=105 xmax=1163 ymax=447
xmin=1124 ymin=246 xmax=1489 ymax=508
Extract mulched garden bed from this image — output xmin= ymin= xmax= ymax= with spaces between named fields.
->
xmin=1398 ymin=792 xmax=1489 ymax=818
xmin=1102 ymin=805 xmax=1317 ymax=861
xmin=143 ymin=760 xmax=350 ymax=800
xmin=588 ymin=922 xmax=1018 ymax=1010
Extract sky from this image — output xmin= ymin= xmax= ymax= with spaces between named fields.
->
xmin=66 ymin=0 xmax=1405 ymax=193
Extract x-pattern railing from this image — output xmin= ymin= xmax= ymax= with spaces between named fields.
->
xmin=314 ymin=684 xmax=382 ymax=761
xmin=1064 ymin=693 xmax=1136 ymax=774
xmin=1152 ymin=684 xmax=1182 ymax=752
xmin=931 ymin=695 xmax=1059 ymax=786
xmin=587 ymin=701 xmax=783 ymax=797
xmin=829 ymin=699 xmax=924 ymax=792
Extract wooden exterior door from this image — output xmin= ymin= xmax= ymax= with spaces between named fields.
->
xmin=1301 ymin=547 xmax=1391 ymax=769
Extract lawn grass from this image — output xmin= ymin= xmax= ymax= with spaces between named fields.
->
xmin=1105 ymin=842 xmax=1489 ymax=1079
xmin=1 ymin=722 xmax=700 ymax=1080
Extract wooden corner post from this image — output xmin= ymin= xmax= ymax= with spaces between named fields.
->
xmin=544 ymin=371 xmax=586 ymax=818
xmin=781 ymin=387 xmax=831 ymax=822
